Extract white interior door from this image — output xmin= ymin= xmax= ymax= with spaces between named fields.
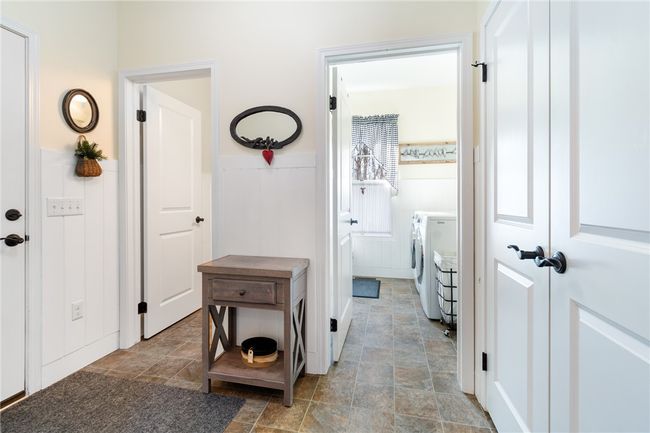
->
xmin=143 ymin=85 xmax=203 ymax=338
xmin=0 ymin=26 xmax=27 ymax=402
xmin=549 ymin=2 xmax=650 ymax=432
xmin=484 ymin=1 xmax=550 ymax=432
xmin=331 ymin=67 xmax=354 ymax=362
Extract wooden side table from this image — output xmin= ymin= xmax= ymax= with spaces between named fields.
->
xmin=197 ymin=255 xmax=309 ymax=406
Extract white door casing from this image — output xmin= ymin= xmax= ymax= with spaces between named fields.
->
xmin=331 ymin=67 xmax=354 ymax=362
xmin=143 ymin=85 xmax=203 ymax=338
xmin=549 ymin=2 xmax=650 ymax=432
xmin=484 ymin=1 xmax=550 ymax=432
xmin=1 ymin=26 xmax=27 ymax=402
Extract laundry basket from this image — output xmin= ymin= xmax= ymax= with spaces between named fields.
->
xmin=434 ymin=251 xmax=457 ymax=333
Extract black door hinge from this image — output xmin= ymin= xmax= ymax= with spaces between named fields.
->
xmin=329 ymin=96 xmax=337 ymax=111
xmin=138 ymin=301 xmax=148 ymax=314
xmin=136 ymin=110 xmax=147 ymax=122
xmin=330 ymin=318 xmax=338 ymax=332
xmin=471 ymin=61 xmax=488 ymax=83
xmin=482 ymin=352 xmax=488 ymax=371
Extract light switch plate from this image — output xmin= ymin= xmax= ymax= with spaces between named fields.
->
xmin=63 ymin=198 xmax=84 ymax=215
xmin=47 ymin=198 xmax=64 ymax=216
xmin=47 ymin=198 xmax=84 ymax=216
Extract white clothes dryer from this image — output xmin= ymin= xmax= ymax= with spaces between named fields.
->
xmin=413 ymin=212 xmax=456 ymax=319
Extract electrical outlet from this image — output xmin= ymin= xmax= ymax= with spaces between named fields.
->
xmin=72 ymin=301 xmax=84 ymax=321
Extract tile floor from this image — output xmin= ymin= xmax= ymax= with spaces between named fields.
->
xmin=87 ymin=278 xmax=494 ymax=433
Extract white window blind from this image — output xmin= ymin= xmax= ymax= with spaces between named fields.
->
xmin=351 ymin=180 xmax=392 ymax=235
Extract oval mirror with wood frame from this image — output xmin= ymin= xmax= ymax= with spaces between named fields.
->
xmin=230 ymin=105 xmax=302 ymax=150
xmin=62 ymin=89 xmax=99 ymax=133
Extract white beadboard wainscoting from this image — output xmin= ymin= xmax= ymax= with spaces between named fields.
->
xmin=41 ymin=150 xmax=119 ymax=386
xmin=217 ymin=153 xmax=317 ymax=364
xmin=352 ymin=177 xmax=456 ymax=279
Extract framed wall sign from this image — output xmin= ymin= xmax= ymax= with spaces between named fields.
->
xmin=399 ymin=141 xmax=457 ymax=164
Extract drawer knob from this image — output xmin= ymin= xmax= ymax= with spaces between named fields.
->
xmin=239 ymin=290 xmax=247 ymax=296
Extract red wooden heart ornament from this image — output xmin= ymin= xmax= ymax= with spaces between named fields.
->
xmin=262 ymin=148 xmax=274 ymax=165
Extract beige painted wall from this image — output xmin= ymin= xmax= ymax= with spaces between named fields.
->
xmin=349 ymin=85 xmax=457 ymax=180
xmin=3 ymin=1 xmax=119 ymax=159
xmin=2 ymin=1 xmax=486 ymax=158
xmin=2 ymin=1 xmax=487 ymax=375
xmin=350 ymin=86 xmax=457 ymax=143
xmin=116 ymin=1 xmax=485 ymax=156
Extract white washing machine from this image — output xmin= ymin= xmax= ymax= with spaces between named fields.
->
xmin=413 ymin=212 xmax=456 ymax=319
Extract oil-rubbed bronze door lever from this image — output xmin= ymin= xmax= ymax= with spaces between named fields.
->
xmin=507 ymin=244 xmax=544 ymax=260
xmin=535 ymin=252 xmax=567 ymax=274
xmin=1 ymin=234 xmax=25 ymax=247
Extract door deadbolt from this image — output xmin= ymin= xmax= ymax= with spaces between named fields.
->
xmin=5 ymin=209 xmax=22 ymax=221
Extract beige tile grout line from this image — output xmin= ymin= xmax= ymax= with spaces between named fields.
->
xmin=250 ymin=397 xmax=271 ymax=432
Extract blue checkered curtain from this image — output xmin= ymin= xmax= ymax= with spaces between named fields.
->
xmin=352 ymin=114 xmax=399 ymax=192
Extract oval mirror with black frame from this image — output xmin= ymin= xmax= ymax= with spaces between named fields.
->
xmin=62 ymin=89 xmax=99 ymax=133
xmin=230 ymin=105 xmax=302 ymax=150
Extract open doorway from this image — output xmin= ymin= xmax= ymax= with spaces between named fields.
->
xmin=139 ymin=78 xmax=212 ymax=339
xmin=321 ymin=36 xmax=475 ymax=394
xmin=118 ymin=63 xmax=218 ymax=350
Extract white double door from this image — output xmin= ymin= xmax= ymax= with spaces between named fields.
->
xmin=1 ymin=26 xmax=27 ymax=403
xmin=485 ymin=1 xmax=649 ymax=432
xmin=142 ymin=86 xmax=204 ymax=338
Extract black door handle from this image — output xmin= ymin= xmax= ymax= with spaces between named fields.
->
xmin=349 ymin=219 xmax=359 ymax=225
xmin=535 ymin=252 xmax=567 ymax=274
xmin=1 ymin=234 xmax=25 ymax=247
xmin=507 ymin=244 xmax=544 ymax=260
xmin=195 ymin=216 xmax=205 ymax=224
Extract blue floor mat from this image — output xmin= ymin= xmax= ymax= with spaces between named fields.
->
xmin=353 ymin=278 xmax=381 ymax=299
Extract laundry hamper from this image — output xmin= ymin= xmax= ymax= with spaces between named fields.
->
xmin=434 ymin=251 xmax=457 ymax=336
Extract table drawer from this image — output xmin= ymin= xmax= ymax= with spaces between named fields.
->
xmin=211 ymin=278 xmax=276 ymax=304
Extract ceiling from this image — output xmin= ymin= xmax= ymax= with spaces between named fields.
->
xmin=338 ymin=50 xmax=458 ymax=93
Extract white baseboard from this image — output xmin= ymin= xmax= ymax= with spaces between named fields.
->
xmin=41 ymin=332 xmax=119 ymax=388
xmin=354 ymin=267 xmax=414 ymax=280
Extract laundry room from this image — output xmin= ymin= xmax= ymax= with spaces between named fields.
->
xmin=336 ymin=51 xmax=460 ymax=335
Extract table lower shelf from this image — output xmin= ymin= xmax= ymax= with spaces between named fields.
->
xmin=208 ymin=347 xmax=286 ymax=390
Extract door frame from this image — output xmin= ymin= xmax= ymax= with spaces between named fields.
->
xmin=0 ymin=17 xmax=42 ymax=396
xmin=118 ymin=61 xmax=219 ymax=348
xmin=474 ymin=0 xmax=499 ymax=409
xmin=316 ymin=33 xmax=476 ymax=392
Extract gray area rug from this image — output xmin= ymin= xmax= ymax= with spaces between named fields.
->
xmin=0 ymin=371 xmax=245 ymax=433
